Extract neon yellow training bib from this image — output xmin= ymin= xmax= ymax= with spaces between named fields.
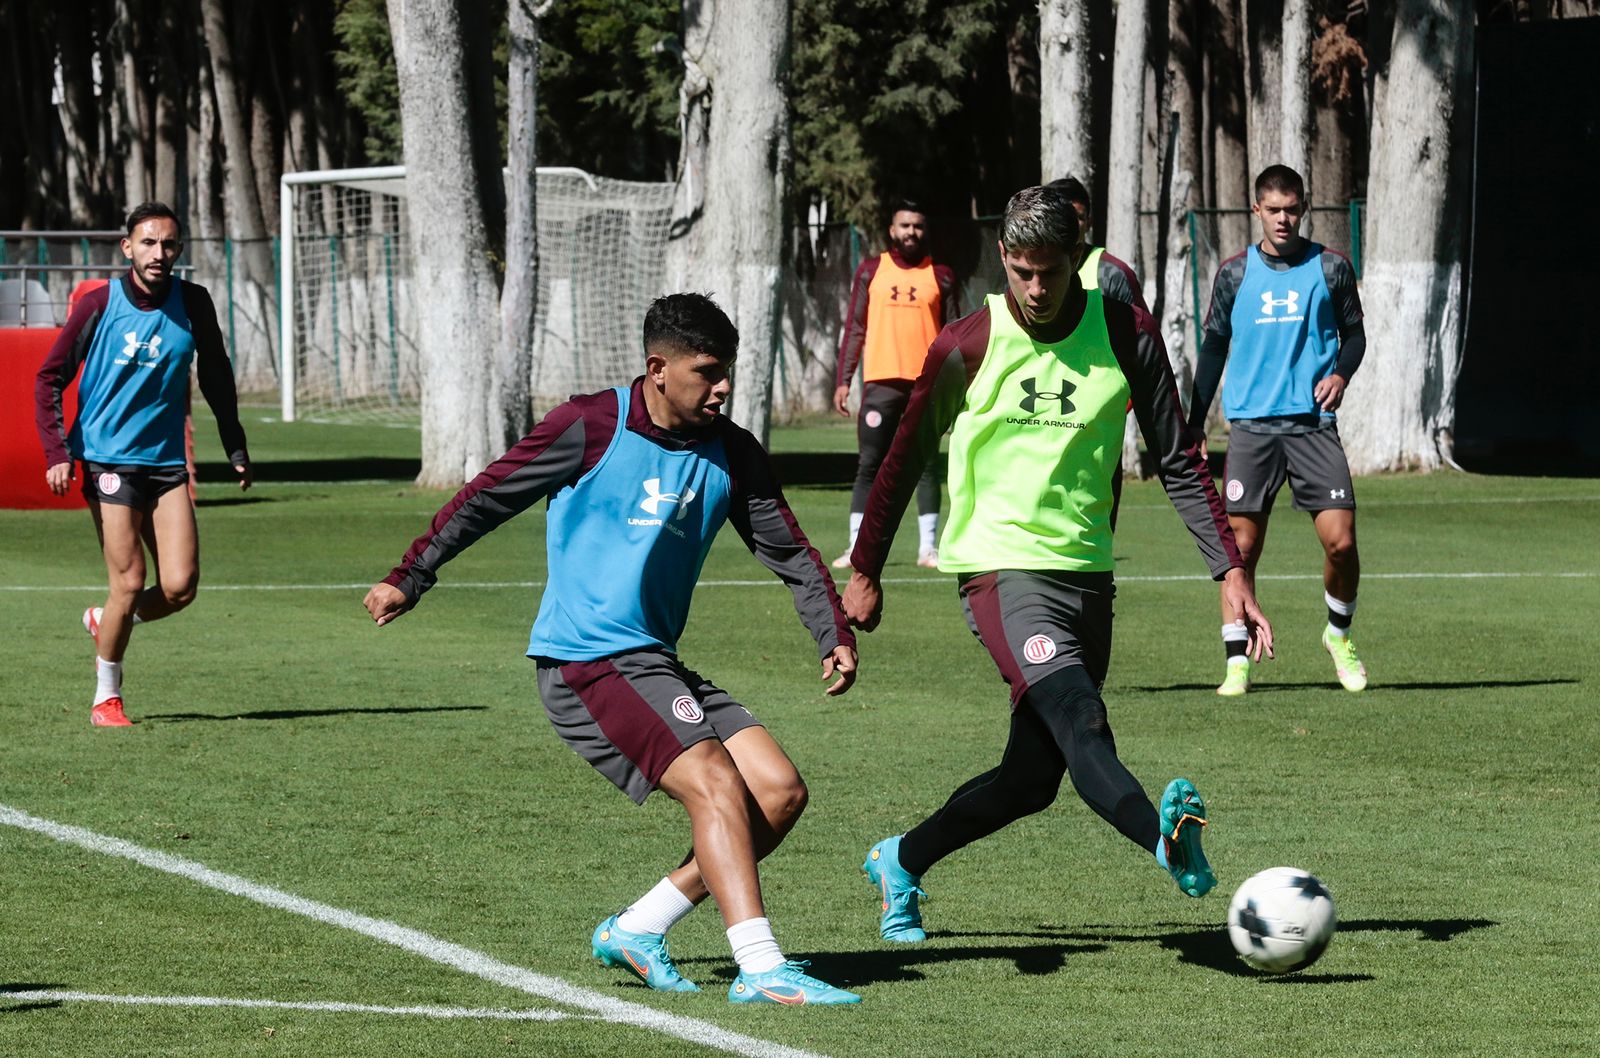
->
xmin=939 ymin=291 xmax=1131 ymax=573
xmin=1078 ymin=246 xmax=1105 ymax=290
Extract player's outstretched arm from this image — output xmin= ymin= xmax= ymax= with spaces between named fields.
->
xmin=363 ymin=582 xmax=410 ymax=626
xmin=822 ymin=645 xmax=857 ymax=696
xmin=1221 ymin=568 xmax=1274 ymax=662
xmin=841 ymin=571 xmax=883 ymax=631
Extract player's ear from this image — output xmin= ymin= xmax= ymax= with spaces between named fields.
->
xmin=644 ymin=351 xmax=669 ymax=385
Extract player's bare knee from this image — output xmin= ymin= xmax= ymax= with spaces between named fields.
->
xmin=162 ymin=576 xmax=198 ymax=610
xmin=107 ymin=571 xmax=144 ymax=602
xmin=1324 ymin=534 xmax=1357 ymax=567
xmin=769 ymin=775 xmax=808 ymax=826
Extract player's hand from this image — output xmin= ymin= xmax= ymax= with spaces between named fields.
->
xmin=833 ymin=385 xmax=852 ymax=417
xmin=822 ymin=645 xmax=857 ymax=696
xmin=45 ymin=461 xmax=73 ymax=496
xmin=363 ymin=582 xmax=410 ymax=626
xmin=1221 ymin=567 xmax=1274 ymax=662
xmin=841 ymin=571 xmax=882 ymax=632
xmin=234 ymin=461 xmax=253 ymax=491
xmin=1313 ymin=374 xmax=1347 ymax=412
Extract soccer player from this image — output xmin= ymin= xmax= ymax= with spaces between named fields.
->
xmin=840 ymin=185 xmax=1273 ymax=944
xmin=362 ymin=294 xmax=861 ymax=1006
xmin=1187 ymin=165 xmax=1367 ymax=697
xmin=832 ymin=199 xmax=960 ymax=570
xmin=35 ymin=202 xmax=251 ymax=727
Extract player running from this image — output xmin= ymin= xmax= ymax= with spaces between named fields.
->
xmin=363 ymin=294 xmax=861 ymax=1005
xmin=832 ymin=199 xmax=960 ymax=570
xmin=841 ymin=185 xmax=1273 ymax=944
xmin=35 ymin=202 xmax=251 ymax=727
xmin=1188 ymin=165 xmax=1368 ymax=696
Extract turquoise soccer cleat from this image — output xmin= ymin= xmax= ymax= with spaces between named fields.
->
xmin=591 ymin=914 xmax=699 ymax=992
xmin=864 ymin=835 xmax=927 ymax=943
xmin=1159 ymin=778 xmax=1215 ymax=898
xmin=728 ymin=961 xmax=861 ymax=1005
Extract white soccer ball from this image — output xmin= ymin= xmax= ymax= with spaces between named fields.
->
xmin=1227 ymin=867 xmax=1337 ymax=974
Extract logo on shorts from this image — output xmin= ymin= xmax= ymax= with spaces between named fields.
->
xmin=671 ymin=695 xmax=704 ymax=724
xmin=1226 ymin=479 xmax=1245 ymax=503
xmin=97 ymin=472 xmax=122 ymax=495
xmin=1023 ymin=634 xmax=1057 ymax=664
xmin=1330 ymin=488 xmax=1346 ymax=500
xmin=864 ymin=409 xmax=883 ymax=429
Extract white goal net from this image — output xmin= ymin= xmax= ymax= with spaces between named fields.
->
xmin=279 ymin=166 xmax=675 ymax=423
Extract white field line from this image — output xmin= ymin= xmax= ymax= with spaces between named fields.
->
xmin=1118 ymin=493 xmax=1600 ymax=511
xmin=3 ymin=570 xmax=1596 ymax=594
xmin=0 ymin=805 xmax=830 ymax=1058
xmin=0 ymin=989 xmax=587 ymax=1021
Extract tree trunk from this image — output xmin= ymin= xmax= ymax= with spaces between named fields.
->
xmin=1339 ymin=0 xmax=1472 ymax=473
xmin=1105 ymin=0 xmax=1149 ymax=260
xmin=389 ymin=0 xmax=509 ymax=486
xmin=1204 ymin=0 xmax=1249 ymax=251
xmin=1279 ymin=0 xmax=1313 ymax=229
xmin=1160 ymin=0 xmax=1202 ymax=386
xmin=56 ymin=13 xmax=104 ymax=223
xmin=499 ymin=0 xmax=541 ymax=445
xmin=1241 ymin=0 xmax=1282 ymax=183
xmin=667 ymin=0 xmax=790 ymax=444
xmin=116 ymin=0 xmax=151 ymax=203
xmin=1039 ymin=0 xmax=1097 ymax=186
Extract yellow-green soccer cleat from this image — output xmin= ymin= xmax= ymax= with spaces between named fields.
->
xmin=1159 ymin=778 xmax=1215 ymax=898
xmin=1216 ymin=656 xmax=1251 ymax=697
xmin=1322 ymin=627 xmax=1367 ymax=691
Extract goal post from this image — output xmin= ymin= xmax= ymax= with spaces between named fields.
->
xmin=278 ymin=165 xmax=675 ymax=424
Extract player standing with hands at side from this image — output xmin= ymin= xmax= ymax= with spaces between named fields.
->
xmin=1187 ymin=165 xmax=1368 ymax=697
xmin=364 ymin=294 xmax=862 ymax=1005
xmin=35 ymin=202 xmax=251 ymax=727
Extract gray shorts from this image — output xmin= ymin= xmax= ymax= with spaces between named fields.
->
xmin=536 ymin=649 xmax=763 ymax=804
xmin=1222 ymin=422 xmax=1356 ymax=514
xmin=958 ymin=569 xmax=1115 ymax=707
xmin=82 ymin=461 xmax=188 ymax=511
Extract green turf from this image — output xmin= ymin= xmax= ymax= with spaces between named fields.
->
xmin=3 ymin=429 xmax=1598 ymax=1056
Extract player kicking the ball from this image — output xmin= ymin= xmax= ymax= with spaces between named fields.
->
xmin=841 ymin=185 xmax=1273 ymax=944
xmin=364 ymin=294 xmax=860 ymax=1005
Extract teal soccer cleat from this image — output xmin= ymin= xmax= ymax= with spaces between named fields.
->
xmin=863 ymin=835 xmax=927 ymax=943
xmin=591 ymin=914 xmax=700 ymax=992
xmin=728 ymin=961 xmax=861 ymax=1005
xmin=1159 ymin=778 xmax=1215 ymax=898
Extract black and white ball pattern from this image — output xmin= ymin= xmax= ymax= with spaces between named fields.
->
xmin=1227 ymin=867 xmax=1337 ymax=974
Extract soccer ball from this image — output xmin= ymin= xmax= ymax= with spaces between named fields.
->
xmin=1226 ymin=867 xmax=1336 ymax=974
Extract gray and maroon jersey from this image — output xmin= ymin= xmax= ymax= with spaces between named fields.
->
xmin=835 ymin=247 xmax=961 ymax=387
xmin=1094 ymin=248 xmax=1149 ymax=314
xmin=382 ymin=377 xmax=854 ymax=660
xmin=849 ymin=285 xmax=1240 ymax=581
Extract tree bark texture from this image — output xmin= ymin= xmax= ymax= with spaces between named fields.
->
xmin=388 ymin=0 xmax=509 ymax=486
xmin=499 ymin=0 xmax=542 ymax=445
xmin=1241 ymin=0 xmax=1282 ymax=184
xmin=1106 ymin=0 xmax=1149 ymax=260
xmin=1039 ymin=0 xmax=1097 ymax=187
xmin=668 ymin=0 xmax=791 ymax=444
xmin=1279 ymin=0 xmax=1312 ymax=187
xmin=1340 ymin=0 xmax=1473 ymax=473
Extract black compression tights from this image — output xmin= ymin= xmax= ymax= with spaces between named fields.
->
xmin=897 ymin=665 xmax=1162 ymax=876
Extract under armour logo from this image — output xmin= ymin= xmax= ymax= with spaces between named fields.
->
xmin=1019 ymin=376 xmax=1076 ymax=415
xmin=1329 ymin=488 xmax=1346 ymax=499
xmin=123 ymin=332 xmax=163 ymax=359
xmin=889 ymin=285 xmax=918 ymax=303
xmin=640 ymin=478 xmax=696 ymax=519
xmin=1260 ymin=290 xmax=1299 ymax=316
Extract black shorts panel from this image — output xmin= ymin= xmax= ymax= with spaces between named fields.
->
xmin=82 ymin=462 xmax=189 ymax=511
xmin=1222 ymin=424 xmax=1355 ymax=514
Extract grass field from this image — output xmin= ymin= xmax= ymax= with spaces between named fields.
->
xmin=3 ymin=409 xmax=1598 ymax=1057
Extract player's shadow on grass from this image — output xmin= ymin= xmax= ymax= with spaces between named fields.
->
xmin=672 ymin=941 xmax=1111 ymax=987
xmin=0 ymin=983 xmax=65 ymax=1014
xmin=140 ymin=705 xmax=489 ymax=723
xmin=194 ymin=495 xmax=275 ymax=508
xmin=1122 ymin=678 xmax=1577 ymax=694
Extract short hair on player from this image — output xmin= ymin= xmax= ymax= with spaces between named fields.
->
xmin=889 ymin=198 xmax=928 ymax=223
xmin=1044 ymin=176 xmax=1092 ymax=213
xmin=1000 ymin=185 xmax=1080 ymax=253
xmin=643 ymin=292 xmax=740 ymax=363
xmin=1254 ymin=165 xmax=1306 ymax=202
xmin=125 ymin=202 xmax=185 ymax=239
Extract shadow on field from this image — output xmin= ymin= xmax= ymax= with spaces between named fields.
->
xmin=0 ymin=983 xmax=65 ymax=1014
xmin=1122 ymin=679 xmax=1577 ymax=694
xmin=672 ymin=940 xmax=1112 ymax=988
xmin=195 ymin=495 xmax=274 ymax=508
xmin=140 ymin=705 xmax=489 ymax=723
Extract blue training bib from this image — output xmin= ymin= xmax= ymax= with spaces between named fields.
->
xmin=1223 ymin=244 xmax=1340 ymax=421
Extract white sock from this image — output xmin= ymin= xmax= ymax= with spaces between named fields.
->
xmin=616 ymin=877 xmax=695 ymax=936
xmin=94 ymin=657 xmax=122 ymax=705
xmin=1325 ymin=591 xmax=1356 ymax=638
xmin=846 ymin=511 xmax=864 ymax=551
xmin=727 ymin=916 xmax=785 ymax=975
xmin=917 ymin=512 xmax=939 ymax=552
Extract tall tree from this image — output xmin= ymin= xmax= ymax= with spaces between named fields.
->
xmin=666 ymin=0 xmax=791 ymax=443
xmin=1038 ymin=0 xmax=1098 ymax=186
xmin=1105 ymin=0 xmax=1149 ymax=263
xmin=1279 ymin=0 xmax=1313 ymax=229
xmin=499 ymin=0 xmax=544 ymax=442
xmin=1341 ymin=0 xmax=1473 ymax=472
xmin=388 ymin=0 xmax=510 ymax=485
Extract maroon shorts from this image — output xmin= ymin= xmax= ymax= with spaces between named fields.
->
xmin=536 ymin=649 xmax=763 ymax=804
xmin=958 ymin=569 xmax=1115 ymax=707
